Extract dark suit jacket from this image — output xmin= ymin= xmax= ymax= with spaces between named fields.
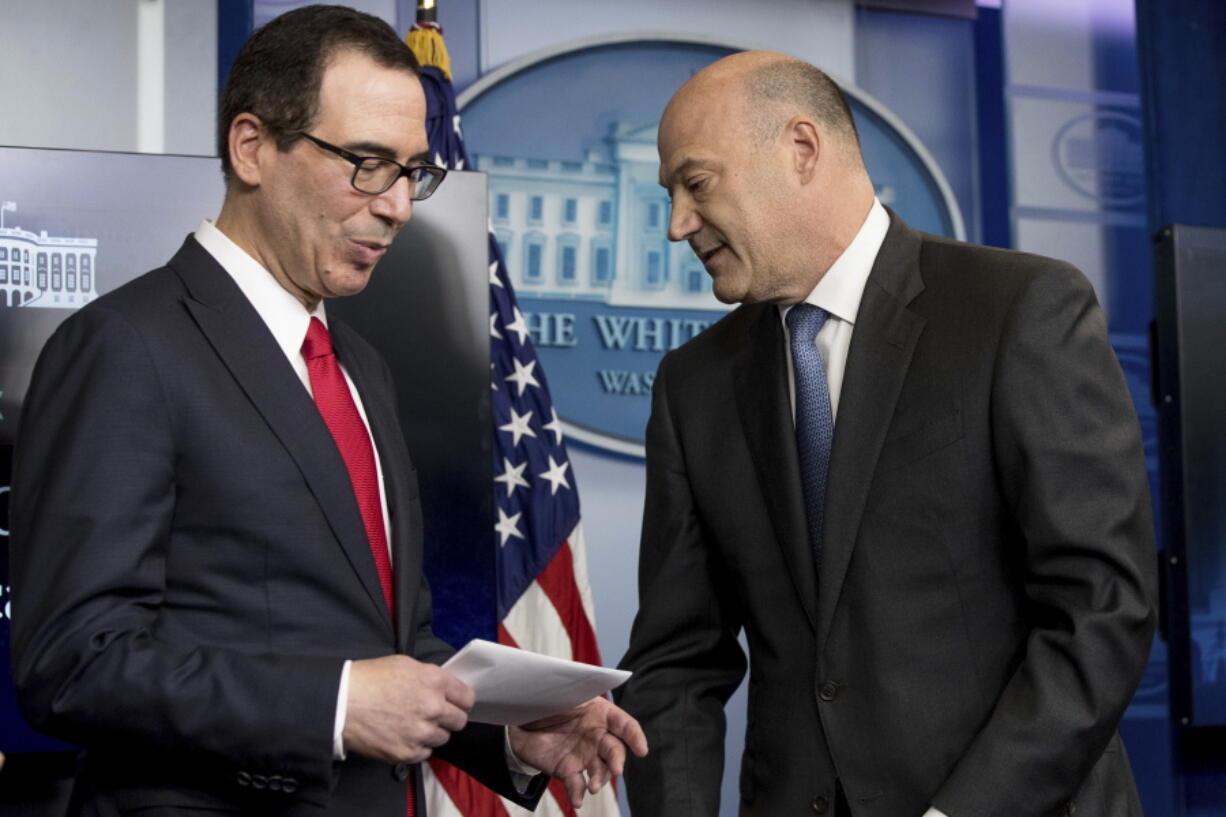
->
xmin=10 ymin=237 xmax=545 ymax=816
xmin=616 ymin=214 xmax=1157 ymax=817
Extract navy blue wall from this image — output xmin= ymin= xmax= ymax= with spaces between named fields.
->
xmin=1137 ymin=1 xmax=1226 ymax=815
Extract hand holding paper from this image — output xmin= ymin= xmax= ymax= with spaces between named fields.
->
xmin=443 ymin=640 xmax=648 ymax=809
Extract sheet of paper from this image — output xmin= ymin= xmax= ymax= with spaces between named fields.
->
xmin=442 ymin=639 xmax=632 ymax=725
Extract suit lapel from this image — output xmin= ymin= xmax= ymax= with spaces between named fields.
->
xmin=817 ymin=215 xmax=926 ymax=650
xmin=734 ymin=305 xmax=820 ymax=635
xmin=169 ymin=238 xmax=393 ymax=631
xmin=330 ymin=319 xmax=422 ymax=653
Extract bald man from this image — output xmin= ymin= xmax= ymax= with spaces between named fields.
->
xmin=615 ymin=52 xmax=1155 ymax=817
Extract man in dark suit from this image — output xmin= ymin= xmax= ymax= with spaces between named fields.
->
xmin=9 ymin=6 xmax=643 ymax=815
xmin=616 ymin=50 xmax=1155 ymax=817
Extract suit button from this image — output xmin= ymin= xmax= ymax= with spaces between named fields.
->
xmin=267 ymin=775 xmax=283 ymax=792
xmin=283 ymin=776 xmax=299 ymax=794
xmin=236 ymin=771 xmax=252 ymax=787
xmin=811 ymin=795 xmax=830 ymax=813
xmin=818 ymin=681 xmax=839 ymax=701
xmin=251 ymin=773 xmax=268 ymax=790
xmin=393 ymin=762 xmax=410 ymax=782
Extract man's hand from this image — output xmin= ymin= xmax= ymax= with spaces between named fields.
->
xmin=343 ymin=655 xmax=474 ymax=764
xmin=508 ymin=696 xmax=648 ymax=809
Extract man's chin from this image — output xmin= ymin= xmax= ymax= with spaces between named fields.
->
xmin=710 ymin=277 xmax=749 ymax=305
xmin=326 ymin=267 xmax=376 ymax=299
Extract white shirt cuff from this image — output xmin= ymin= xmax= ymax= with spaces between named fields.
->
xmin=333 ymin=660 xmax=352 ymax=760
xmin=923 ymin=808 xmax=950 ymax=817
xmin=504 ymin=728 xmax=542 ymax=792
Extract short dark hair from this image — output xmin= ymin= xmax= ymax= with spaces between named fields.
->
xmin=217 ymin=4 xmax=419 ymax=180
xmin=743 ymin=59 xmax=860 ymax=150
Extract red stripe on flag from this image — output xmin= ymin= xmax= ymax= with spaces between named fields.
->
xmin=534 ymin=541 xmax=602 ymax=666
xmin=497 ymin=622 xmax=519 ymax=648
xmin=547 ymin=779 xmax=580 ymax=817
xmin=428 ymin=758 xmax=512 ymax=817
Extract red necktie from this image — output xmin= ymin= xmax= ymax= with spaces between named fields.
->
xmin=301 ymin=317 xmax=395 ymax=615
xmin=301 ymin=318 xmax=416 ymax=814
xmin=302 ymin=319 xmax=415 ymax=816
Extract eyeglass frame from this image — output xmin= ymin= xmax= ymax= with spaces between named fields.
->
xmin=298 ymin=132 xmax=447 ymax=200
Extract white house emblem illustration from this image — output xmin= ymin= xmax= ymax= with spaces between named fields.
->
xmin=0 ymin=201 xmax=99 ymax=310
xmin=477 ymin=122 xmax=725 ymax=310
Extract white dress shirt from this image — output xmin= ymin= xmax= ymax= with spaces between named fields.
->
xmin=774 ymin=203 xmax=950 ymax=817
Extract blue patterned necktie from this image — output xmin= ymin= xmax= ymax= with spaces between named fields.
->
xmin=787 ymin=303 xmax=834 ymax=568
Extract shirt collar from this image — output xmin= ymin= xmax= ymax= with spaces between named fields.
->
xmin=779 ymin=197 xmax=889 ymax=326
xmin=194 ymin=219 xmax=326 ymax=361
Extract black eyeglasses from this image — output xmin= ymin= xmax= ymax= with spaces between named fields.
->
xmin=299 ymin=133 xmax=447 ymax=200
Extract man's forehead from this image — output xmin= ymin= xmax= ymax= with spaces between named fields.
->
xmin=315 ymin=54 xmax=426 ymax=140
xmin=656 ymin=89 xmax=743 ymax=185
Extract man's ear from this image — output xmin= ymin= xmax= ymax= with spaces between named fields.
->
xmin=227 ymin=112 xmax=269 ymax=187
xmin=787 ymin=116 xmax=821 ymax=182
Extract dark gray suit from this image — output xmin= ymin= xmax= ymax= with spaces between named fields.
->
xmin=10 ymin=237 xmax=544 ymax=816
xmin=616 ymin=214 xmax=1156 ymax=817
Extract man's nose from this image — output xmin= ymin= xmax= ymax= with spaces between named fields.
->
xmin=668 ymin=198 xmax=700 ymax=242
xmin=371 ymin=175 xmax=414 ymax=227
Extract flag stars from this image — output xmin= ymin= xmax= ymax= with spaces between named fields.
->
xmin=542 ymin=407 xmax=564 ymax=446
xmin=490 ymin=260 xmax=504 ymax=288
xmin=495 ymin=457 xmax=530 ymax=497
xmin=495 ymin=507 xmax=525 ymax=546
xmin=498 ymin=407 xmax=536 ymax=447
xmin=490 ymin=312 xmax=502 ymax=339
xmin=505 ymin=357 xmax=540 ymax=396
xmin=538 ymin=456 xmax=571 ymax=496
xmin=504 ymin=307 xmax=530 ymax=346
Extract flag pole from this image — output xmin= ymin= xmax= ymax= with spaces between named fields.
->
xmin=416 ymin=0 xmax=437 ymax=24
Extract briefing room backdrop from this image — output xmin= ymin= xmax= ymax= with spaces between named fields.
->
xmin=1 ymin=1 xmax=1223 ymax=816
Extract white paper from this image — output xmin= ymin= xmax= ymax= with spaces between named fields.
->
xmin=442 ymin=639 xmax=632 ymax=725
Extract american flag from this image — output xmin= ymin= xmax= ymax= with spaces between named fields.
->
xmin=409 ymin=28 xmax=621 ymax=817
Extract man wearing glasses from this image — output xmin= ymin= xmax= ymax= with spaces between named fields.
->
xmin=9 ymin=6 xmax=644 ymax=816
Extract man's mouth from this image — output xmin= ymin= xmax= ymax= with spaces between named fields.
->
xmin=349 ymin=239 xmax=390 ymax=265
xmin=696 ymin=243 xmax=726 ymax=264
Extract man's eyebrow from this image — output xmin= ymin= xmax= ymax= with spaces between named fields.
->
xmin=344 ymin=141 xmax=432 ymax=164
xmin=343 ymin=140 xmax=397 ymax=158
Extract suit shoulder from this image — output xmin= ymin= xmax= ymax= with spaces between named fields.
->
xmin=69 ymin=264 xmax=185 ymax=328
xmin=657 ymin=303 xmax=767 ymax=375
xmin=916 ymin=232 xmax=1096 ymax=306
xmin=667 ymin=302 xmax=767 ymax=358
xmin=919 ymin=233 xmax=1086 ymax=285
xmin=33 ymin=270 xmax=178 ymax=363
